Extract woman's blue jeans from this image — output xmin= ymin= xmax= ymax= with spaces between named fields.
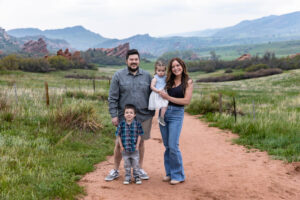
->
xmin=159 ymin=105 xmax=185 ymax=181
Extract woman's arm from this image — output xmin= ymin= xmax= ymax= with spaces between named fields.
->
xmin=159 ymin=79 xmax=193 ymax=105
xmin=150 ymin=78 xmax=160 ymax=93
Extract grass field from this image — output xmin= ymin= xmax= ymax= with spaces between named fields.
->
xmin=187 ymin=69 xmax=300 ymax=162
xmin=0 ymin=62 xmax=299 ymax=199
xmin=0 ymin=68 xmax=116 ymax=199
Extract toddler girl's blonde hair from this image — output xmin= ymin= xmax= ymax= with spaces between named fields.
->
xmin=154 ymin=60 xmax=166 ymax=74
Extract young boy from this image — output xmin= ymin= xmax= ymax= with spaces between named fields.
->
xmin=115 ymin=104 xmax=144 ymax=185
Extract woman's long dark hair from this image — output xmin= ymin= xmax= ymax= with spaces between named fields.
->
xmin=166 ymin=57 xmax=189 ymax=95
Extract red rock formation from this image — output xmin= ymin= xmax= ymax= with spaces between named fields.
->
xmin=289 ymin=53 xmax=300 ymax=59
xmin=56 ymin=49 xmax=85 ymax=64
xmin=236 ymin=54 xmax=252 ymax=61
xmin=72 ymin=51 xmax=85 ymax=64
xmin=97 ymin=43 xmax=129 ymax=58
xmin=57 ymin=48 xmax=72 ymax=60
xmin=22 ymin=38 xmax=48 ymax=54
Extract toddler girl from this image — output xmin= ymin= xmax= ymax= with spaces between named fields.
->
xmin=148 ymin=61 xmax=168 ymax=126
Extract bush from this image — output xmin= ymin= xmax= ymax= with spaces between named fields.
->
xmin=0 ymin=54 xmax=20 ymax=70
xmin=245 ymin=64 xmax=269 ymax=72
xmin=19 ymin=58 xmax=52 ymax=72
xmin=225 ymin=69 xmax=233 ymax=73
xmin=54 ymin=102 xmax=103 ymax=132
xmin=48 ymin=56 xmax=73 ymax=70
xmin=196 ymin=68 xmax=283 ymax=82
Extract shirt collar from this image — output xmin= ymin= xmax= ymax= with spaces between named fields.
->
xmin=124 ymin=119 xmax=136 ymax=126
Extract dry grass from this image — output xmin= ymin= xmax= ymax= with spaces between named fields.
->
xmin=54 ymin=102 xmax=103 ymax=132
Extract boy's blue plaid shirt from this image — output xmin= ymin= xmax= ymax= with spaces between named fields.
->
xmin=115 ymin=119 xmax=144 ymax=152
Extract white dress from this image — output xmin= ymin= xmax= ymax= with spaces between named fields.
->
xmin=148 ymin=75 xmax=168 ymax=110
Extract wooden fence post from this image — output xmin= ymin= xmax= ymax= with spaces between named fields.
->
xmin=45 ymin=82 xmax=49 ymax=106
xmin=233 ymin=96 xmax=237 ymax=122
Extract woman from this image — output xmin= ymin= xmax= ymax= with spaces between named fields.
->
xmin=158 ymin=57 xmax=193 ymax=185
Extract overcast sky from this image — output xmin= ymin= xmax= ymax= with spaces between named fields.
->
xmin=0 ymin=0 xmax=300 ymax=39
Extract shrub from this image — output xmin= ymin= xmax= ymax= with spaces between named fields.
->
xmin=48 ymin=56 xmax=73 ymax=70
xmin=0 ymin=54 xmax=20 ymax=70
xmin=225 ymin=69 xmax=233 ymax=73
xmin=196 ymin=68 xmax=282 ymax=82
xmin=54 ymin=102 xmax=103 ymax=132
xmin=245 ymin=64 xmax=269 ymax=72
xmin=19 ymin=58 xmax=52 ymax=72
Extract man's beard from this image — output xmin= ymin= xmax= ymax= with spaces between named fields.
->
xmin=127 ymin=65 xmax=139 ymax=72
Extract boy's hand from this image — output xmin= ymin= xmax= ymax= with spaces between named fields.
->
xmin=120 ymin=146 xmax=124 ymax=152
xmin=112 ymin=117 xmax=119 ymax=126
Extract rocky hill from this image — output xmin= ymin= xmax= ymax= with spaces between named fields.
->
xmin=18 ymin=35 xmax=71 ymax=52
xmin=8 ymin=26 xmax=108 ymax=50
xmin=0 ymin=27 xmax=21 ymax=53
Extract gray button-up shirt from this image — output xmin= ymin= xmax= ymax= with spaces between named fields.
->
xmin=108 ymin=67 xmax=155 ymax=122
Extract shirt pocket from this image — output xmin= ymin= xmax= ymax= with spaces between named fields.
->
xmin=120 ymin=81 xmax=131 ymax=92
xmin=137 ymin=81 xmax=150 ymax=90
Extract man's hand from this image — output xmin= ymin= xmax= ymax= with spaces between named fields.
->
xmin=112 ymin=117 xmax=119 ymax=126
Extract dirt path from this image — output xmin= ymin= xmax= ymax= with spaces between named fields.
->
xmin=79 ymin=113 xmax=300 ymax=200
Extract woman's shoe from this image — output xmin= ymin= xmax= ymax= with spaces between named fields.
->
xmin=162 ymin=176 xmax=171 ymax=182
xmin=170 ymin=180 xmax=183 ymax=185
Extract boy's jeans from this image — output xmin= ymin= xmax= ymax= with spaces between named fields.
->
xmin=122 ymin=150 xmax=140 ymax=180
xmin=159 ymin=105 xmax=185 ymax=182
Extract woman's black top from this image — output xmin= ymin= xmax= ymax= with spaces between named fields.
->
xmin=167 ymin=83 xmax=184 ymax=107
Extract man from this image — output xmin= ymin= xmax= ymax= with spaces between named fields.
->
xmin=105 ymin=49 xmax=154 ymax=181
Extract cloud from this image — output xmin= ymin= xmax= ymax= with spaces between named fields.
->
xmin=1 ymin=0 xmax=300 ymax=38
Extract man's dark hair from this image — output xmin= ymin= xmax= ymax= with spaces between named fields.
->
xmin=124 ymin=104 xmax=136 ymax=114
xmin=126 ymin=49 xmax=140 ymax=60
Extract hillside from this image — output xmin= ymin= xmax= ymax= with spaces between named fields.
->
xmin=8 ymin=26 xmax=108 ymax=50
xmin=0 ymin=27 xmax=21 ymax=53
xmin=214 ymin=11 xmax=300 ymax=39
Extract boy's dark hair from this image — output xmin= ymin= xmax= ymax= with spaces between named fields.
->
xmin=126 ymin=49 xmax=140 ymax=60
xmin=124 ymin=104 xmax=136 ymax=114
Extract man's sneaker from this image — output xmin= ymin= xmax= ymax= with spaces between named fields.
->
xmin=135 ymin=177 xmax=142 ymax=184
xmin=139 ymin=169 xmax=149 ymax=180
xmin=158 ymin=117 xmax=166 ymax=126
xmin=104 ymin=169 xmax=119 ymax=181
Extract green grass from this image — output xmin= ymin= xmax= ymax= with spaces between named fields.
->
xmin=0 ymin=69 xmax=116 ymax=200
xmin=187 ymin=69 xmax=300 ymax=162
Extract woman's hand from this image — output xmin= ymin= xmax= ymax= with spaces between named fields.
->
xmin=158 ymin=90 xmax=169 ymax=100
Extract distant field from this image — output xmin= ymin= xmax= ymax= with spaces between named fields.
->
xmin=195 ymin=40 xmax=300 ymax=60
